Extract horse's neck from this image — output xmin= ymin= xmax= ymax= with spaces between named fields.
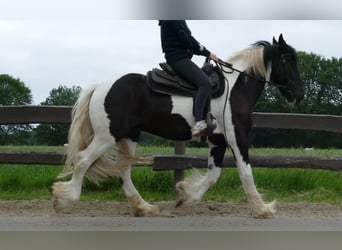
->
xmin=234 ymin=77 xmax=266 ymax=108
xmin=228 ymin=56 xmax=268 ymax=109
xmin=249 ymin=80 xmax=266 ymax=106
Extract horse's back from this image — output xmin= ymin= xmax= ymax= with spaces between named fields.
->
xmin=88 ymin=73 xmax=192 ymax=141
xmin=90 ymin=73 xmax=146 ymax=111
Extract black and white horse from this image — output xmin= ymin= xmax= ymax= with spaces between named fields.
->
xmin=52 ymin=34 xmax=304 ymax=218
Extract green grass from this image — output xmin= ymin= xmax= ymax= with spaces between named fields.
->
xmin=0 ymin=165 xmax=62 ymax=200
xmin=0 ymin=146 xmax=341 ymax=204
xmin=0 ymin=145 xmax=67 ymax=153
xmin=204 ymin=168 xmax=342 ymax=204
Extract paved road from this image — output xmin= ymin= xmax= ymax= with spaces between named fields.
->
xmin=1 ymin=216 xmax=342 ymax=231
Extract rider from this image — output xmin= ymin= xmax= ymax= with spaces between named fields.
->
xmin=158 ymin=20 xmax=219 ymax=137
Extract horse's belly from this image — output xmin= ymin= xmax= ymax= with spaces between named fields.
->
xmin=170 ymin=96 xmax=194 ymax=124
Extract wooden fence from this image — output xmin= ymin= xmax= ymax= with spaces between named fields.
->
xmin=1 ymin=105 xmax=342 ymax=184
xmin=1 ymin=106 xmax=342 ymax=133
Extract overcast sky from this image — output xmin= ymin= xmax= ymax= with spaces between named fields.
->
xmin=1 ymin=2 xmax=342 ymax=104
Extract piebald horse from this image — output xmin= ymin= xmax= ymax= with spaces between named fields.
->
xmin=52 ymin=34 xmax=304 ymax=218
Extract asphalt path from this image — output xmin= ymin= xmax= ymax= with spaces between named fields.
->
xmin=1 ymin=216 xmax=342 ymax=231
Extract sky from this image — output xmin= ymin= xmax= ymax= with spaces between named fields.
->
xmin=1 ymin=2 xmax=342 ymax=104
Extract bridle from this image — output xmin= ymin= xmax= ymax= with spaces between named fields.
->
xmin=212 ymin=53 xmax=295 ymax=140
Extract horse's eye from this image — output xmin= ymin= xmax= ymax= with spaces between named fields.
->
xmin=281 ymin=54 xmax=294 ymax=64
xmin=287 ymin=55 xmax=293 ymax=60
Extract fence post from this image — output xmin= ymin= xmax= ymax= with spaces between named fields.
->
xmin=173 ymin=141 xmax=185 ymax=194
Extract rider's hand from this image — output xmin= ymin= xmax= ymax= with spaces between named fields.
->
xmin=209 ymin=53 xmax=219 ymax=62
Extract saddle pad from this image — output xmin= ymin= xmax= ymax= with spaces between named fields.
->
xmin=151 ymin=68 xmax=197 ymax=91
xmin=147 ymin=71 xmax=195 ymax=97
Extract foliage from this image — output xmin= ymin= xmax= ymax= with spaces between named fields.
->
xmin=298 ymin=52 xmax=342 ymax=114
xmin=34 ymin=85 xmax=82 ymax=145
xmin=41 ymin=85 xmax=82 ymax=106
xmin=0 ymin=74 xmax=33 ymax=145
xmin=0 ymin=74 xmax=32 ymax=105
xmin=138 ymin=132 xmax=174 ymax=147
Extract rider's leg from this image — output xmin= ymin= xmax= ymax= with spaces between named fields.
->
xmin=169 ymin=58 xmax=212 ymax=136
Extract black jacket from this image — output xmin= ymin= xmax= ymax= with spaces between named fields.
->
xmin=159 ymin=20 xmax=211 ymax=63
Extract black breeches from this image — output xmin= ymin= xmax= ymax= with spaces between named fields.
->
xmin=169 ymin=58 xmax=212 ymax=121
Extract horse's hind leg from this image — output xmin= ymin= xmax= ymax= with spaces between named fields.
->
xmin=52 ymin=136 xmax=115 ymax=212
xmin=117 ymin=139 xmax=159 ymax=217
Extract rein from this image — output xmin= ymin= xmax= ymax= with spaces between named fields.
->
xmin=211 ymin=57 xmax=287 ymax=141
xmin=215 ymin=59 xmax=286 ymax=89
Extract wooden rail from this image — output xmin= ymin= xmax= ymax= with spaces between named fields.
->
xmin=0 ymin=152 xmax=65 ymax=165
xmin=0 ymin=152 xmax=341 ymax=172
xmin=252 ymin=112 xmax=342 ymax=134
xmin=0 ymin=105 xmax=72 ymax=124
xmin=1 ymin=106 xmax=342 ymax=179
xmin=1 ymin=106 xmax=342 ymax=133
xmin=153 ymin=155 xmax=342 ymax=171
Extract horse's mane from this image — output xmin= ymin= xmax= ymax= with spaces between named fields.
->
xmin=227 ymin=41 xmax=271 ymax=78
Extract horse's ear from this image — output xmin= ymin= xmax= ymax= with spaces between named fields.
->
xmin=279 ymin=33 xmax=287 ymax=48
xmin=272 ymin=36 xmax=278 ymax=45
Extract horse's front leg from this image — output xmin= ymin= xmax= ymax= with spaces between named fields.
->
xmin=229 ymin=126 xmax=277 ymax=218
xmin=176 ymin=134 xmax=226 ymax=206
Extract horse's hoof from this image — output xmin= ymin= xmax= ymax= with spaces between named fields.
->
xmin=175 ymin=199 xmax=183 ymax=208
xmin=255 ymin=211 xmax=274 ymax=219
xmin=254 ymin=200 xmax=277 ymax=219
xmin=51 ymin=181 xmax=78 ymax=213
xmin=52 ymin=196 xmax=65 ymax=213
xmin=175 ymin=181 xmax=192 ymax=208
xmin=133 ymin=205 xmax=160 ymax=217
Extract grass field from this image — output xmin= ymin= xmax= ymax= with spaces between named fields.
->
xmin=0 ymin=146 xmax=341 ymax=204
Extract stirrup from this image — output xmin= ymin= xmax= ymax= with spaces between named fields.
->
xmin=206 ymin=112 xmax=217 ymax=135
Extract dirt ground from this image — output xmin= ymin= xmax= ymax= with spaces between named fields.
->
xmin=0 ymin=200 xmax=341 ymax=218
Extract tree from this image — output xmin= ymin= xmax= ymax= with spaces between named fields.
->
xmin=0 ymin=74 xmax=32 ymax=105
xmin=41 ymin=85 xmax=82 ymax=106
xmin=0 ymin=74 xmax=33 ymax=144
xmin=34 ymin=85 xmax=82 ymax=145
xmin=298 ymin=52 xmax=342 ymax=115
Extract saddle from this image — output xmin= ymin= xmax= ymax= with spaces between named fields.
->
xmin=146 ymin=61 xmax=226 ymax=99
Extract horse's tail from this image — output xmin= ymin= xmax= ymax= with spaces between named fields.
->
xmin=59 ymin=83 xmax=153 ymax=183
xmin=59 ymin=84 xmax=97 ymax=179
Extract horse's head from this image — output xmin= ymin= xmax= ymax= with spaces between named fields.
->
xmin=269 ymin=34 xmax=304 ymax=104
